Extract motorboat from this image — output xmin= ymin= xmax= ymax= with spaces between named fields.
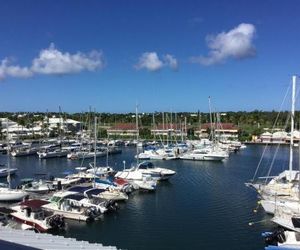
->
xmin=67 ymin=150 xmax=106 ymax=160
xmin=0 ymin=186 xmax=28 ymax=202
xmin=180 ymin=147 xmax=228 ymax=161
xmin=11 ymin=146 xmax=38 ymax=157
xmin=51 ymin=176 xmax=82 ymax=189
xmin=20 ymin=179 xmax=56 ymax=194
xmin=42 ymin=191 xmax=100 ymax=221
xmin=10 ymin=199 xmax=65 ymax=232
xmin=37 ymin=148 xmax=69 ymax=159
xmin=69 ymin=185 xmax=128 ymax=201
xmin=86 ymin=163 xmax=114 ymax=175
xmin=137 ymin=148 xmax=177 ymax=161
xmin=136 ymin=161 xmax=176 ymax=181
xmin=114 ymin=169 xmax=157 ymax=191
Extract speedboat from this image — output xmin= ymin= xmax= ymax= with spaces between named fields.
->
xmin=42 ymin=191 xmax=100 ymax=222
xmin=10 ymin=199 xmax=65 ymax=232
xmin=114 ymin=169 xmax=157 ymax=191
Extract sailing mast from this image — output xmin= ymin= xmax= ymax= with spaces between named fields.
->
xmin=289 ymin=75 xmax=296 ymax=181
xmin=136 ymin=104 xmax=139 ymax=166
xmin=208 ymin=96 xmax=214 ymax=143
xmin=6 ymin=119 xmax=11 ymax=189
xmin=93 ymin=116 xmax=97 ymax=185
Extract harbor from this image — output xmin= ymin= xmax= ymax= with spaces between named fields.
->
xmin=1 ymin=1 xmax=300 ymax=249
xmin=0 ymin=143 xmax=279 ymax=250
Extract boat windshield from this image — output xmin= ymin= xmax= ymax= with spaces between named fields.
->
xmin=139 ymin=162 xmax=154 ymax=169
xmin=50 ymin=196 xmax=61 ymax=203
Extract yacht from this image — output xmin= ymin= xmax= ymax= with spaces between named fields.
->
xmin=180 ymin=147 xmax=228 ymax=161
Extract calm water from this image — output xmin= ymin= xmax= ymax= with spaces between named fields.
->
xmin=0 ymin=145 xmax=294 ymax=250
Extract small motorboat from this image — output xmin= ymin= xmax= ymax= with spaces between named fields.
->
xmin=10 ymin=199 xmax=65 ymax=232
xmin=20 ymin=179 xmax=56 ymax=194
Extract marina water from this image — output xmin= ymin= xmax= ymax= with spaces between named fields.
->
xmin=0 ymin=145 xmax=292 ymax=250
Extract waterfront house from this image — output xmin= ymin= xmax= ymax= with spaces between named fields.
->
xmin=194 ymin=123 xmax=239 ymax=139
xmin=151 ymin=123 xmax=187 ymax=138
xmin=107 ymin=123 xmax=138 ymax=137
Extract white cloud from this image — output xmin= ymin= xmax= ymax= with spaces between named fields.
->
xmin=191 ymin=23 xmax=256 ymax=65
xmin=135 ymin=52 xmax=178 ymax=72
xmin=0 ymin=43 xmax=104 ymax=80
xmin=31 ymin=43 xmax=104 ymax=75
xmin=0 ymin=58 xmax=32 ymax=80
xmin=163 ymin=54 xmax=178 ymax=70
xmin=135 ymin=52 xmax=164 ymax=72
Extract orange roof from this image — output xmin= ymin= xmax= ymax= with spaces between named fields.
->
xmin=108 ymin=123 xmax=138 ymax=130
xmin=200 ymin=123 xmax=238 ymax=130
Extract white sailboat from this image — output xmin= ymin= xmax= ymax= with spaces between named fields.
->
xmin=116 ymin=105 xmax=157 ymax=191
xmin=247 ymin=76 xmax=300 ymax=207
xmin=247 ymin=76 xmax=300 ymax=231
xmin=0 ymin=120 xmax=28 ymax=202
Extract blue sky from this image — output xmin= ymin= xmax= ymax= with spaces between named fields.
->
xmin=0 ymin=0 xmax=299 ymax=113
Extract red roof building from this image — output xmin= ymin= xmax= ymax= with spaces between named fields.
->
xmin=194 ymin=123 xmax=239 ymax=139
xmin=151 ymin=123 xmax=187 ymax=137
xmin=107 ymin=123 xmax=139 ymax=137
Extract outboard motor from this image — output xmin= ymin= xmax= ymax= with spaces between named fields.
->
xmin=47 ymin=215 xmax=65 ymax=229
xmin=57 ymin=181 xmax=62 ymax=191
xmin=262 ymin=228 xmax=286 ymax=246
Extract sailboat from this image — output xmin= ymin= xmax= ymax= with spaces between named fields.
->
xmin=0 ymin=119 xmax=28 ymax=202
xmin=115 ymin=105 xmax=157 ymax=191
xmin=246 ymin=76 xmax=300 ymax=232
xmin=246 ymin=76 xmax=300 ymax=209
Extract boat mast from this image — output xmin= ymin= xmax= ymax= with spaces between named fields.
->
xmin=93 ymin=116 xmax=97 ymax=185
xmin=208 ymin=96 xmax=214 ymax=143
xmin=6 ymin=118 xmax=11 ymax=189
xmin=289 ymin=75 xmax=296 ymax=181
xmin=136 ymin=104 xmax=139 ymax=166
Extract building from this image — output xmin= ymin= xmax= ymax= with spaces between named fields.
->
xmin=38 ymin=117 xmax=81 ymax=134
xmin=259 ymin=130 xmax=300 ymax=143
xmin=0 ymin=118 xmax=17 ymax=128
xmin=151 ymin=123 xmax=187 ymax=137
xmin=107 ymin=123 xmax=139 ymax=137
xmin=194 ymin=123 xmax=239 ymax=139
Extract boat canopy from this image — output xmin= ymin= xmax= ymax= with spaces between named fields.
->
xmin=84 ymin=188 xmax=105 ymax=197
xmin=20 ymin=199 xmax=49 ymax=209
xmin=68 ymin=186 xmax=93 ymax=193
